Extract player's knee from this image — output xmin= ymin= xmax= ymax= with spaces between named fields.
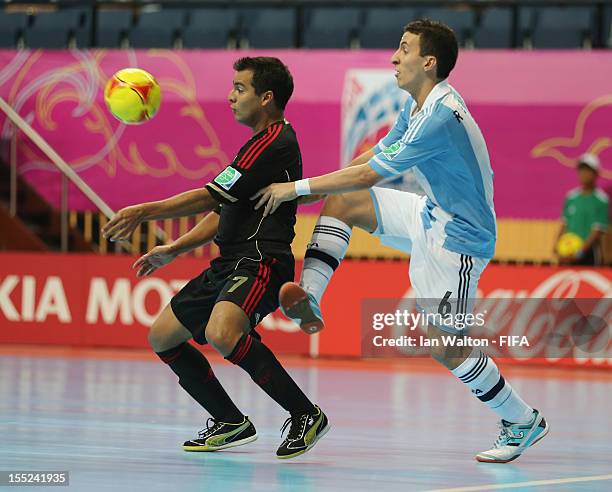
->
xmin=148 ymin=317 xmax=180 ymax=352
xmin=322 ymin=191 xmax=375 ymax=232
xmin=148 ymin=322 xmax=166 ymax=352
xmin=203 ymin=324 xmax=224 ymax=347
xmin=205 ymin=323 xmax=242 ymax=354
xmin=322 ymin=194 xmax=353 ymax=223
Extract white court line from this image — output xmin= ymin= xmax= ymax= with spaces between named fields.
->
xmin=425 ymin=474 xmax=612 ymax=492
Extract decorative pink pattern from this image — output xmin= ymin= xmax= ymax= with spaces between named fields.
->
xmin=0 ymin=50 xmax=610 ymax=218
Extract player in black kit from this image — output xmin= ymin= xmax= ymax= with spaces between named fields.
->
xmin=102 ymin=57 xmax=329 ymax=459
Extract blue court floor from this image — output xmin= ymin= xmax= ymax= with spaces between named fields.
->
xmin=1 ymin=349 xmax=611 ymax=491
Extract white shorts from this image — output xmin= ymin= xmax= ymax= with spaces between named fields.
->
xmin=369 ymin=187 xmax=490 ymax=334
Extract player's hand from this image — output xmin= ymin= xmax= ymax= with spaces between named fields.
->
xmin=132 ymin=245 xmax=177 ymax=278
xmin=102 ymin=205 xmax=146 ymax=242
xmin=298 ymin=194 xmax=327 ymax=205
xmin=251 ymin=182 xmax=297 ymax=216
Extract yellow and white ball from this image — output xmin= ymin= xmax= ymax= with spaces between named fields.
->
xmin=104 ymin=68 xmax=161 ymax=124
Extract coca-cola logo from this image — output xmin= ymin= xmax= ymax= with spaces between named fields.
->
xmin=518 ymin=270 xmax=611 ymax=299
xmin=380 ymin=270 xmax=612 ymax=361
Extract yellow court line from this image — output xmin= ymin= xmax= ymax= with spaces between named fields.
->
xmin=426 ymin=474 xmax=612 ymax=492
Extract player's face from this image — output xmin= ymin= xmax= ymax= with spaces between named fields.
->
xmin=391 ymin=32 xmax=434 ymax=92
xmin=578 ymin=165 xmax=597 ymax=187
xmin=228 ymin=70 xmax=263 ymax=126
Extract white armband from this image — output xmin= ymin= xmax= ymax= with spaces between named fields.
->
xmin=294 ymin=179 xmax=311 ymax=196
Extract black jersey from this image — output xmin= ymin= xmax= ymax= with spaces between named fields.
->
xmin=205 ymin=120 xmax=302 ymax=258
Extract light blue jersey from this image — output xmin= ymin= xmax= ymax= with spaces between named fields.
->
xmin=369 ymin=80 xmax=497 ymax=259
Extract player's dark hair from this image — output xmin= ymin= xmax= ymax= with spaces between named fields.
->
xmin=404 ymin=19 xmax=458 ymax=80
xmin=233 ymin=57 xmax=294 ymax=110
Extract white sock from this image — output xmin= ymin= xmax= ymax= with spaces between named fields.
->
xmin=300 ymin=216 xmax=351 ymax=302
xmin=451 ymin=348 xmax=534 ymax=424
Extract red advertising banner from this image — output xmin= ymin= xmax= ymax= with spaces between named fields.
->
xmin=0 ymin=253 xmax=610 ymax=367
xmin=318 ymin=261 xmax=612 ymax=368
xmin=0 ymin=252 xmax=308 ymax=355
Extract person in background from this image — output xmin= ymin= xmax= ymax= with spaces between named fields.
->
xmin=556 ymin=153 xmax=609 ymax=265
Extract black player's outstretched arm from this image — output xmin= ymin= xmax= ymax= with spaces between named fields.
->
xmin=132 ymin=211 xmax=220 ymax=277
xmin=103 ymin=188 xmax=218 ymax=242
xmin=166 ymin=209 xmax=220 ymax=255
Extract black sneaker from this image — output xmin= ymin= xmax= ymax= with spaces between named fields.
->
xmin=276 ymin=405 xmax=330 ymax=459
xmin=183 ymin=416 xmax=257 ymax=452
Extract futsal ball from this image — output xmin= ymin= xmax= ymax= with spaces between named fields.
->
xmin=556 ymin=232 xmax=583 ymax=257
xmin=104 ymin=68 xmax=161 ymax=124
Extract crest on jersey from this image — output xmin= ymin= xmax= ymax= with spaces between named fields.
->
xmin=214 ymin=166 xmax=242 ymax=190
xmin=382 ymin=141 xmax=405 ymax=160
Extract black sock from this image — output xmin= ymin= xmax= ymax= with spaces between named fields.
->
xmin=156 ymin=342 xmax=244 ymax=423
xmin=226 ymin=333 xmax=315 ymax=416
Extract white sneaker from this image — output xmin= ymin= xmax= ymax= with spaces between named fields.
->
xmin=476 ymin=409 xmax=549 ymax=463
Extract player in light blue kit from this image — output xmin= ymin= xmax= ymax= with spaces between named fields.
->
xmin=252 ymin=19 xmax=549 ymax=463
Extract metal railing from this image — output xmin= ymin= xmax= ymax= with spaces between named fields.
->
xmin=0 ymin=96 xmax=116 ymax=252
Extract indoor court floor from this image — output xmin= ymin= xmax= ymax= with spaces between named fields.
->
xmin=1 ymin=347 xmax=611 ymax=492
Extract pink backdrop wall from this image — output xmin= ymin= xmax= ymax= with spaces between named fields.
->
xmin=1 ymin=49 xmax=611 ymax=219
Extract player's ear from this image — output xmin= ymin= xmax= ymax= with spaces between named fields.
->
xmin=261 ymin=90 xmax=274 ymax=107
xmin=423 ymin=56 xmax=437 ymax=76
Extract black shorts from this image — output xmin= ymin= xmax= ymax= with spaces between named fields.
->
xmin=170 ymin=253 xmax=294 ymax=344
